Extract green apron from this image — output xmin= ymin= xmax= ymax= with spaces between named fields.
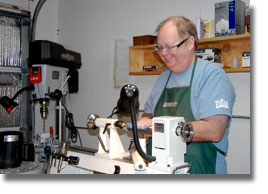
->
xmin=147 ymin=57 xmax=219 ymax=174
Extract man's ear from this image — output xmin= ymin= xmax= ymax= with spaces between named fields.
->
xmin=188 ymin=36 xmax=196 ymax=50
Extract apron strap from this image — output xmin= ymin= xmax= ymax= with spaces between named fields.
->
xmin=164 ymin=71 xmax=172 ymax=88
xmin=189 ymin=56 xmax=197 ymax=87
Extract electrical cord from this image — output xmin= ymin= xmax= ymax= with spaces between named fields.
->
xmin=107 ymin=108 xmax=144 ymax=119
xmin=65 ymin=113 xmax=82 ymax=147
xmin=107 ymin=106 xmax=118 ymax=118
xmin=130 ymin=100 xmax=156 ymax=162
xmin=172 ymin=164 xmax=191 ymax=174
xmin=11 ymin=85 xmax=34 ymax=101
xmin=60 ymin=100 xmax=83 ymax=147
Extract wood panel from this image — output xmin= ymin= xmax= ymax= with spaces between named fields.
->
xmin=129 ymin=45 xmax=166 ymax=75
xmin=129 ymin=34 xmax=250 ymax=75
xmin=198 ymin=34 xmax=250 ymax=69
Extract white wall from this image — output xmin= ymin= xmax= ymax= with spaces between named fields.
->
xmin=31 ymin=0 xmax=250 ymax=174
xmin=227 ymin=73 xmax=250 ymax=174
xmin=30 ymin=0 xmax=59 ymax=42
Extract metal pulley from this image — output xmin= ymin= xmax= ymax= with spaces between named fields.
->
xmin=175 ymin=122 xmax=194 ymax=143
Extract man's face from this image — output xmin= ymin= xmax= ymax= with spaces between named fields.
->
xmin=156 ymin=21 xmax=192 ymax=73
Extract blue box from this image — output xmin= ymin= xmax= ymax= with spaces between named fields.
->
xmin=215 ymin=0 xmax=246 ymax=37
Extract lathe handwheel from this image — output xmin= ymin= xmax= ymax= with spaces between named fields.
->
xmin=176 ymin=122 xmax=194 ymax=143
xmin=87 ymin=113 xmax=99 ymax=129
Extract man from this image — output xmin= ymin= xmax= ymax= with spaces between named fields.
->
xmin=138 ymin=16 xmax=236 ymax=174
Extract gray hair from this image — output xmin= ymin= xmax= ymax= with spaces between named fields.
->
xmin=156 ymin=16 xmax=198 ymax=49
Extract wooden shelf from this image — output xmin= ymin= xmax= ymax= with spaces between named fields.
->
xmin=129 ymin=34 xmax=250 ymax=75
xmin=129 ymin=71 xmax=164 ymax=75
xmin=198 ymin=34 xmax=250 ymax=72
xmin=224 ymin=67 xmax=250 ymax=73
xmin=199 ymin=33 xmax=250 ymax=43
xmin=129 ymin=44 xmax=166 ymax=75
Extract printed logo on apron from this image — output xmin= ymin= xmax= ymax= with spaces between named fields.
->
xmin=163 ymin=102 xmax=178 ymax=108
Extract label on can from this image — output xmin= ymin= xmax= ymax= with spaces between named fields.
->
xmin=4 ymin=135 xmax=19 ymax=142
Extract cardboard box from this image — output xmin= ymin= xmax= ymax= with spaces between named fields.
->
xmin=133 ymin=35 xmax=157 ymax=46
xmin=195 ymin=18 xmax=204 ymax=39
xmin=203 ymin=20 xmax=215 ymax=39
xmin=242 ymin=51 xmax=250 ymax=67
xmin=215 ymin=0 xmax=246 ymax=37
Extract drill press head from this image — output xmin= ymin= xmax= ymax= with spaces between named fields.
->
xmin=30 ymin=64 xmax=69 ymax=119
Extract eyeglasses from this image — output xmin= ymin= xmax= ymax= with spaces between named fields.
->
xmin=154 ymin=37 xmax=189 ymax=53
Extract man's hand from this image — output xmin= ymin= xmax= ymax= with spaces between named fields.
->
xmin=137 ymin=113 xmax=153 ymax=138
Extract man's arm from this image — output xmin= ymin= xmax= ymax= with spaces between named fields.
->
xmin=191 ymin=114 xmax=229 ymax=142
xmin=138 ymin=113 xmax=229 ymax=142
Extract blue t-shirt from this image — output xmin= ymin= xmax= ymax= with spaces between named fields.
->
xmin=144 ymin=59 xmax=236 ymax=174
